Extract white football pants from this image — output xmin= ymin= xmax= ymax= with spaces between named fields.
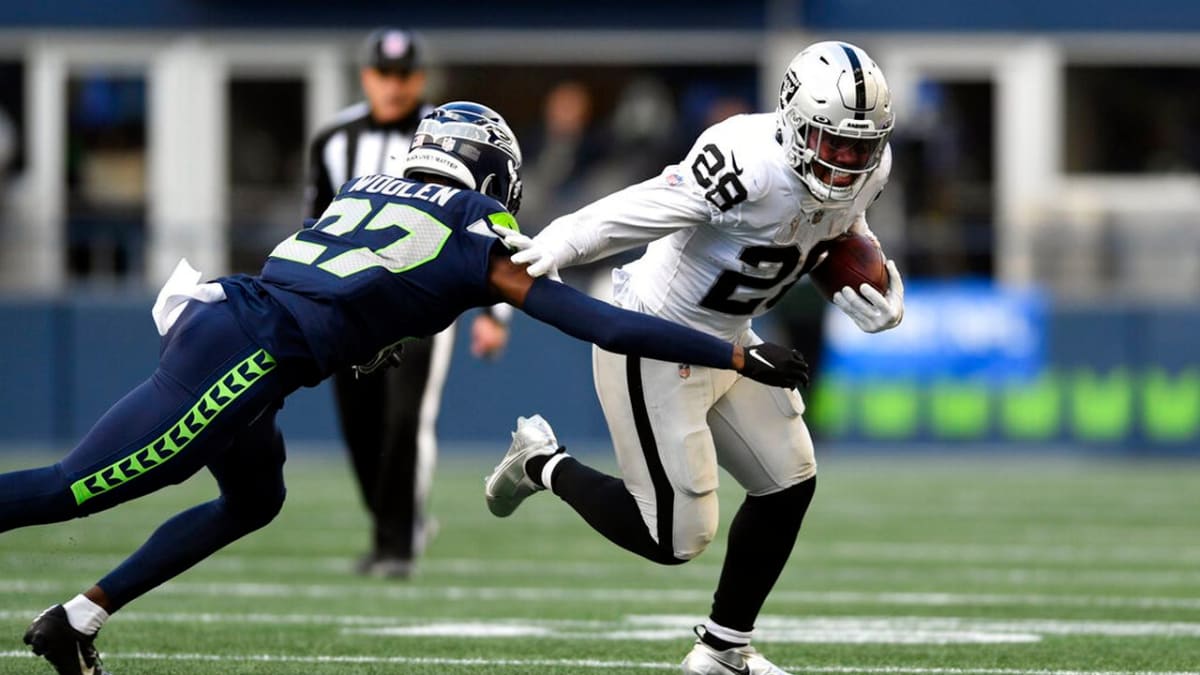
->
xmin=591 ymin=345 xmax=816 ymax=561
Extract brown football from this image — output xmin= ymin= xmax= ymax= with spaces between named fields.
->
xmin=807 ymin=232 xmax=889 ymax=302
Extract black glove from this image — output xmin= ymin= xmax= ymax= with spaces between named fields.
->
xmin=738 ymin=342 xmax=810 ymax=389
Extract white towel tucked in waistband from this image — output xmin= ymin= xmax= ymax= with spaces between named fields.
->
xmin=151 ymin=258 xmax=227 ymax=336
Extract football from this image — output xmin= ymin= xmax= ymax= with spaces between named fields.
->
xmin=807 ymin=232 xmax=889 ymax=302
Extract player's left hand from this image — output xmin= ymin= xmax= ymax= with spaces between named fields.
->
xmin=832 ymin=259 xmax=905 ymax=333
xmin=471 ymin=313 xmax=509 ymax=360
xmin=493 ymin=228 xmax=561 ymax=280
xmin=738 ymin=342 xmax=810 ymax=389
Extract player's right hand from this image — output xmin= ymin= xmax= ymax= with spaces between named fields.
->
xmin=495 ymin=228 xmax=560 ymax=279
xmin=738 ymin=342 xmax=810 ymax=389
xmin=832 ymin=259 xmax=905 ymax=333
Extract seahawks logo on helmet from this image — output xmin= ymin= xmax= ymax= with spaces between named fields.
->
xmin=487 ymin=125 xmax=517 ymax=156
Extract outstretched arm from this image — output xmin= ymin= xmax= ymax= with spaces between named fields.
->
xmin=504 ymin=172 xmax=713 ymax=278
xmin=486 ymin=248 xmax=808 ymax=388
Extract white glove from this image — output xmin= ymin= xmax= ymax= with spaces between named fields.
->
xmin=832 ymin=259 xmax=905 ymax=333
xmin=493 ymin=227 xmax=561 ymax=280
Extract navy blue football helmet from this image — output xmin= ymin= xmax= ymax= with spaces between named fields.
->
xmin=404 ymin=101 xmax=523 ymax=213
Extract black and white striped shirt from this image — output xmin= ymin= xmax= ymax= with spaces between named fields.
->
xmin=305 ymin=101 xmax=435 ymax=219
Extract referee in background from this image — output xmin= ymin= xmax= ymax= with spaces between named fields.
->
xmin=305 ymin=27 xmax=511 ymax=578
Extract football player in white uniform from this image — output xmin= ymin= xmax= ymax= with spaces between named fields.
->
xmin=485 ymin=41 xmax=904 ymax=675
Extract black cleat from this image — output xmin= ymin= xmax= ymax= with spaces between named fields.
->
xmin=23 ymin=605 xmax=111 ymax=675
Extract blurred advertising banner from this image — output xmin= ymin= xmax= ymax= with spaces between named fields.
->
xmin=823 ymin=280 xmax=1047 ymax=383
xmin=810 ymin=281 xmax=1198 ymax=452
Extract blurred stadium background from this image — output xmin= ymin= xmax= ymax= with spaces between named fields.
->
xmin=2 ymin=1 xmax=1200 ymax=451
xmin=0 ymin=2 xmax=1198 ymax=673
xmin=2 ymin=1 xmax=1199 ymax=451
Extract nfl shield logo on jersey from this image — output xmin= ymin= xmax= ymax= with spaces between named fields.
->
xmin=678 ymin=364 xmax=691 ymax=379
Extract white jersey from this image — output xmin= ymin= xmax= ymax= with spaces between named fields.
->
xmin=534 ymin=112 xmax=891 ymax=341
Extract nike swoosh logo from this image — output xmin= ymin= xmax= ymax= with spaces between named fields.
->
xmin=709 ymin=655 xmax=751 ymax=675
xmin=729 ymin=151 xmax=744 ymax=175
xmin=748 ymin=349 xmax=775 ymax=369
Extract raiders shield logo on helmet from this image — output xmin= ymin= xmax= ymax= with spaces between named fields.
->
xmin=779 ymin=70 xmax=800 ymax=107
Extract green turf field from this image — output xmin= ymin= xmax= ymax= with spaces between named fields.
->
xmin=1 ymin=449 xmax=1197 ymax=674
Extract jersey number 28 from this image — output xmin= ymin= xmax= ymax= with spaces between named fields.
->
xmin=699 ymin=245 xmax=804 ymax=315
xmin=691 ymin=144 xmax=748 ymax=212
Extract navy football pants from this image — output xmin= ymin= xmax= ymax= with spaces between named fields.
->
xmin=0 ymin=300 xmax=302 ymax=611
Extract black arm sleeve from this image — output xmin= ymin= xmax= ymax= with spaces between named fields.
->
xmin=521 ymin=277 xmax=733 ymax=369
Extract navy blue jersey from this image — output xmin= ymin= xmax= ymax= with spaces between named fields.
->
xmin=225 ymin=174 xmax=516 ymax=379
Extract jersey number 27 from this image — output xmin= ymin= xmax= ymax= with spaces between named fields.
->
xmin=269 ymin=197 xmax=452 ymax=277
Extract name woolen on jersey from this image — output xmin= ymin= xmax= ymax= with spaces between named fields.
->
xmin=349 ymin=174 xmax=460 ymax=206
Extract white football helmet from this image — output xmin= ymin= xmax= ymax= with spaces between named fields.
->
xmin=777 ymin=41 xmax=894 ymax=202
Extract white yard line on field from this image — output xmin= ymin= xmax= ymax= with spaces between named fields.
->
xmin=6 ymin=541 xmax=1199 ymax=571
xmin=827 ymin=542 xmax=1200 ymax=565
xmin=0 ymin=650 xmax=1196 ymax=674
xmin=3 ymin=579 xmax=1200 ymax=609
xmin=6 ymin=554 xmax=1200 ymax=590
xmin=3 ymin=610 xmax=1200 ymax=644
xmin=345 ymin=615 xmax=1200 ymax=643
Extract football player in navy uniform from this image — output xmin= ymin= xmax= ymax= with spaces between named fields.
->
xmin=2 ymin=101 xmax=808 ymax=675
xmin=484 ymin=42 xmax=904 ymax=674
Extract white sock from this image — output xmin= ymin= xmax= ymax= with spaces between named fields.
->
xmin=63 ymin=594 xmax=109 ymax=636
xmin=704 ymin=619 xmax=752 ymax=647
xmin=541 ymin=452 xmax=568 ymax=492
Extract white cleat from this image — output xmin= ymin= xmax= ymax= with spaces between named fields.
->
xmin=484 ymin=415 xmax=560 ymax=517
xmin=681 ymin=631 xmax=791 ymax=675
xmin=739 ymin=646 xmax=791 ymax=675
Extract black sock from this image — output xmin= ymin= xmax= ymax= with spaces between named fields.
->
xmin=551 ymin=456 xmax=684 ymax=565
xmin=710 ymin=477 xmax=816 ymax=632
xmin=524 ymin=447 xmax=565 ymax=488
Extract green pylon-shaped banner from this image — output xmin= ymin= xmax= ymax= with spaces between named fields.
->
xmin=1000 ymin=372 xmax=1062 ymax=441
xmin=1069 ymin=369 xmax=1134 ymax=441
xmin=859 ymin=380 xmax=920 ymax=440
xmin=929 ymin=379 xmax=990 ymax=439
xmin=1142 ymin=368 xmax=1200 ymax=442
xmin=807 ymin=378 xmax=854 ymax=437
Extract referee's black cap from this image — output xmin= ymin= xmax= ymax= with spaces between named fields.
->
xmin=360 ymin=27 xmax=422 ymax=75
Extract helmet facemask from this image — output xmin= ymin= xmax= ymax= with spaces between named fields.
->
xmin=781 ymin=108 xmax=890 ymax=201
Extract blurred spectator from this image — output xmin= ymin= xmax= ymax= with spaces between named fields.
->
xmin=678 ymin=83 xmax=752 ymax=143
xmin=0 ymin=104 xmax=14 ymax=228
xmin=305 ymin=26 xmax=511 ymax=579
xmin=518 ymin=80 xmax=605 ymax=234
xmin=571 ymin=77 xmax=683 ymax=298
xmin=585 ymin=76 xmax=680 ymax=197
